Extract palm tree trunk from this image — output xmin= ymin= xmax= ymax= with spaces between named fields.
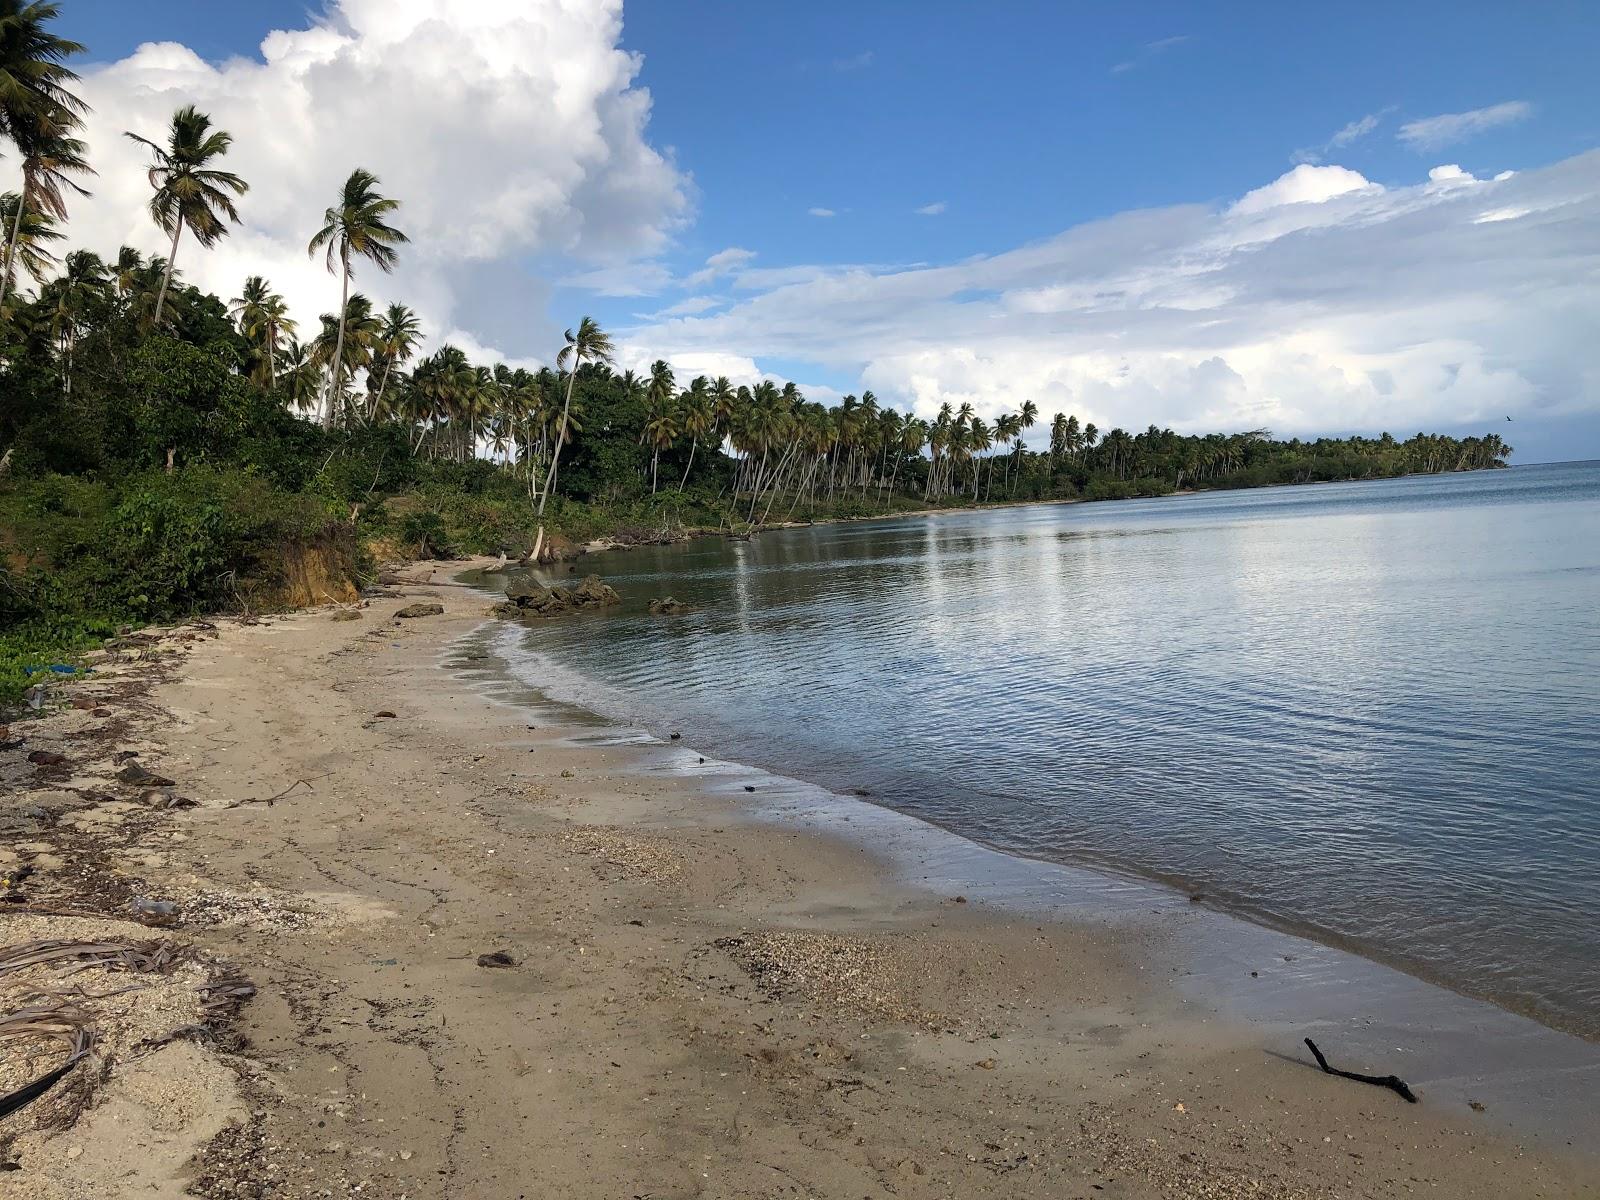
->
xmin=323 ymin=249 xmax=350 ymax=429
xmin=153 ymin=216 xmax=184 ymax=328
xmin=679 ymin=436 xmax=697 ymax=491
xmin=266 ymin=322 xmax=276 ymax=384
xmin=0 ymin=181 xmax=29 ymax=314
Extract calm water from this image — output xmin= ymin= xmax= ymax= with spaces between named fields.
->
xmin=503 ymin=462 xmax=1600 ymax=1036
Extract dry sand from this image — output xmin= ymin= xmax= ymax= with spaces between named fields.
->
xmin=1 ymin=563 xmax=1596 ymax=1198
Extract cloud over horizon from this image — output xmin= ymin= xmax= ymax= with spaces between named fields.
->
xmin=624 ymin=153 xmax=1600 ymax=442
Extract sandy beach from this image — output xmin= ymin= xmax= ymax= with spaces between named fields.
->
xmin=2 ymin=563 xmax=1596 ymax=1199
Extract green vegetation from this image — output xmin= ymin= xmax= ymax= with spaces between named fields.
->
xmin=0 ymin=2 xmax=1513 ymax=704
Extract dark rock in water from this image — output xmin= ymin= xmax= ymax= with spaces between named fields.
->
xmin=569 ymin=574 xmax=622 ymax=608
xmin=395 ymin=603 xmax=444 ymax=618
xmin=647 ymin=597 xmax=695 ymax=616
xmin=500 ymin=574 xmax=621 ymax=619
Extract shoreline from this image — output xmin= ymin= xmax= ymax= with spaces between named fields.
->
xmin=474 ymin=609 xmax=1600 ymax=1132
xmin=2 ymin=569 xmax=1596 ymax=1197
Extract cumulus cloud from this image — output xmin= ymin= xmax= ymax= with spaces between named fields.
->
xmin=1398 ymin=101 xmax=1532 ymax=151
xmin=620 ymin=152 xmax=1600 ymax=441
xmin=65 ymin=0 xmax=689 ymax=361
xmin=1231 ymin=163 xmax=1376 ymax=214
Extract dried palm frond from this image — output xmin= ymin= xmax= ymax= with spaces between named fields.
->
xmin=0 ymin=998 xmax=94 ymax=1121
xmin=0 ymin=938 xmax=180 ymax=979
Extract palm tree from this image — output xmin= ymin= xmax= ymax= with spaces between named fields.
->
xmin=0 ymin=0 xmax=87 ymax=313
xmin=313 ymin=293 xmax=382 ymax=415
xmin=0 ymin=108 xmax=89 ymax=312
xmin=307 ymin=168 xmax=407 ymax=427
xmin=124 ymin=106 xmax=246 ymax=328
xmin=38 ymin=246 xmax=103 ymax=395
xmin=678 ymin=376 xmax=714 ymax=490
xmin=230 ymin=275 xmax=295 ymax=386
xmin=643 ymin=404 xmax=679 ymax=494
xmin=278 ymin=336 xmax=322 ymax=414
xmin=541 ymin=315 xmax=612 ymax=511
xmin=371 ymin=302 xmax=421 ymax=416
xmin=0 ymin=188 xmax=58 ymax=297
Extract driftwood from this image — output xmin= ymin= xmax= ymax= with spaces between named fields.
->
xmin=1304 ymin=1038 xmax=1417 ymax=1103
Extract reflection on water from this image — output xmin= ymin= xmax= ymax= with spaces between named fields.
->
xmin=502 ymin=462 xmax=1600 ymax=1036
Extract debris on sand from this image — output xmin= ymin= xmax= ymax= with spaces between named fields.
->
xmin=716 ymin=930 xmax=947 ymax=1029
xmin=559 ymin=826 xmax=684 ymax=883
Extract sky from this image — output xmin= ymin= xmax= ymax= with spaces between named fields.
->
xmin=51 ymin=0 xmax=1600 ymax=462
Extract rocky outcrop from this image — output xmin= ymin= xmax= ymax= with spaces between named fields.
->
xmin=647 ymin=597 xmax=695 ymax=616
xmin=395 ymin=602 xmax=445 ymax=618
xmin=494 ymin=574 xmax=622 ymax=620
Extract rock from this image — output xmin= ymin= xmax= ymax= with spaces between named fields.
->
xmin=476 ymin=950 xmax=515 ymax=968
xmin=117 ymin=760 xmax=176 ymax=787
xmin=395 ymin=602 xmax=444 ymax=618
xmin=27 ymin=750 xmax=67 ymax=766
xmin=569 ymin=574 xmax=622 ymax=608
xmin=501 ymin=575 xmax=621 ymax=619
xmin=70 ymin=697 xmax=98 ymax=710
xmin=331 ymin=609 xmax=363 ymax=622
xmin=647 ymin=597 xmax=695 ymax=616
xmin=373 ymin=711 xmax=397 ymax=719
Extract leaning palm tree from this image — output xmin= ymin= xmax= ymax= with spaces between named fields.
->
xmin=0 ymin=107 xmax=89 ymax=312
xmin=124 ymin=105 xmax=247 ymax=327
xmin=526 ymin=315 xmax=612 ymax=561
xmin=307 ymin=168 xmax=407 ymax=428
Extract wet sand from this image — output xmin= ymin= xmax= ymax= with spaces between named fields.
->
xmin=2 ymin=564 xmax=1596 ymax=1198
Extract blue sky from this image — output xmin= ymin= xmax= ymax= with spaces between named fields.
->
xmin=56 ymin=2 xmax=1600 ymax=461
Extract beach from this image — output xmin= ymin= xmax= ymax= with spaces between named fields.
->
xmin=2 ymin=566 xmax=1596 ymax=1199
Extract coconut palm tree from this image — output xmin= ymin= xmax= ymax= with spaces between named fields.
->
xmin=307 ymin=168 xmax=407 ymax=427
xmin=540 ymin=315 xmax=612 ymax=513
xmin=124 ymin=106 xmax=246 ymax=328
xmin=643 ymin=403 xmax=679 ymax=494
xmin=313 ymin=292 xmax=381 ymax=416
xmin=678 ymin=376 xmax=715 ymax=490
xmin=0 ymin=188 xmax=58 ymax=296
xmin=0 ymin=1 xmax=84 ymax=133
xmin=38 ymin=246 xmax=103 ymax=395
xmin=230 ymin=276 xmax=295 ymax=387
xmin=370 ymin=302 xmax=421 ymax=417
xmin=0 ymin=108 xmax=89 ymax=312
xmin=278 ymin=336 xmax=322 ymax=413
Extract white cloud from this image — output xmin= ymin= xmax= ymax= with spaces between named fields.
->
xmin=621 ymin=153 xmax=1600 ymax=440
xmin=648 ymin=294 xmax=724 ymax=318
xmin=1398 ymin=101 xmax=1532 ymax=151
xmin=832 ymin=51 xmax=874 ymax=72
xmin=1231 ymin=163 xmax=1376 ymax=215
xmin=808 ymin=207 xmax=837 ymax=218
xmin=63 ymin=0 xmax=690 ymax=360
xmin=683 ymin=246 xmax=755 ymax=287
xmin=915 ymin=201 xmax=948 ymax=216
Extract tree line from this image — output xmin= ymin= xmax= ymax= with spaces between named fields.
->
xmin=0 ymin=0 xmax=1512 ymax=537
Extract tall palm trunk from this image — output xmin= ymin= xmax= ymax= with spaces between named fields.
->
xmin=679 ymin=436 xmax=698 ymax=491
xmin=154 ymin=216 xmax=184 ymax=327
xmin=0 ymin=180 xmax=30 ymax=314
xmin=323 ymin=247 xmax=350 ymax=429
xmin=527 ymin=354 xmax=580 ymax=564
